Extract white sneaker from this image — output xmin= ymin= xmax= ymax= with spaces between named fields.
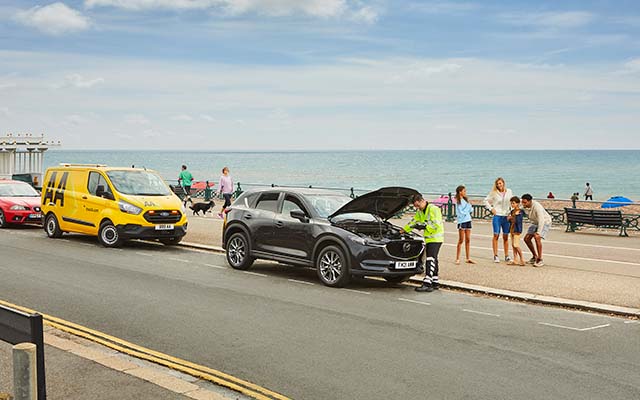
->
xmin=533 ymin=259 xmax=545 ymax=267
xmin=493 ymin=255 xmax=500 ymax=263
xmin=505 ymin=256 xmax=512 ymax=262
xmin=528 ymin=257 xmax=536 ymax=264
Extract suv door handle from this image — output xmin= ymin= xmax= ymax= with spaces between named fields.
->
xmin=244 ymin=214 xmax=253 ymax=220
xmin=275 ymin=221 xmax=284 ymax=228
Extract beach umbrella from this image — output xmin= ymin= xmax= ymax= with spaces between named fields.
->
xmin=601 ymin=196 xmax=633 ymax=209
xmin=430 ymin=195 xmax=450 ymax=206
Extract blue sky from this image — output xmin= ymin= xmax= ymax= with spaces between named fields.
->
xmin=1 ymin=0 xmax=639 ymax=150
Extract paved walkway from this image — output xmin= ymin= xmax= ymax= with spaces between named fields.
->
xmin=183 ymin=213 xmax=640 ymax=310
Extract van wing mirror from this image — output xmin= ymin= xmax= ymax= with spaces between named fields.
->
xmin=96 ymin=185 xmax=115 ymax=200
xmin=290 ymin=209 xmax=309 ymax=222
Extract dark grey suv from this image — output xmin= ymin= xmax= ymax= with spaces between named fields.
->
xmin=222 ymin=187 xmax=424 ymax=287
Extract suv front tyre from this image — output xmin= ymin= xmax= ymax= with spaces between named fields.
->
xmin=316 ymin=245 xmax=351 ymax=287
xmin=226 ymin=232 xmax=254 ymax=270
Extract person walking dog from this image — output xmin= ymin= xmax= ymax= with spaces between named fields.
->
xmin=404 ymin=194 xmax=444 ymax=293
xmin=178 ymin=165 xmax=194 ymax=205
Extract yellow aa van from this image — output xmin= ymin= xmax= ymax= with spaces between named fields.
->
xmin=41 ymin=164 xmax=187 ymax=247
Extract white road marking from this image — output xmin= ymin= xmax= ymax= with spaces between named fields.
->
xmin=135 ymin=252 xmax=153 ymax=257
xmin=444 ymin=230 xmax=640 ymax=252
xmin=398 ymin=298 xmax=431 ymax=306
xmin=443 ymin=243 xmax=640 ymax=267
xmin=168 ymin=257 xmax=190 ymax=263
xmin=624 ymin=320 xmax=640 ymax=324
xmin=78 ymin=242 xmax=94 ymax=247
xmin=538 ymin=322 xmax=610 ymax=331
xmin=204 ymin=263 xmax=226 ymax=270
xmin=242 ymin=271 xmax=267 ymax=277
xmin=60 ymin=239 xmax=70 ymax=242
xmin=287 ymin=279 xmax=315 ymax=286
xmin=342 ymin=289 xmax=371 ymax=295
xmin=462 ymin=309 xmax=500 ymax=317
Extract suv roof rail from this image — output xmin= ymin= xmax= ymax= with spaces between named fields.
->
xmin=58 ymin=163 xmax=108 ymax=167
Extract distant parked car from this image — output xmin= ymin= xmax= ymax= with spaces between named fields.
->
xmin=0 ymin=179 xmax=42 ymax=227
xmin=222 ymin=187 xmax=425 ymax=287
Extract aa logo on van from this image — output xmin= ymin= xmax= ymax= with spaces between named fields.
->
xmin=43 ymin=171 xmax=69 ymax=207
xmin=144 ymin=201 xmax=157 ymax=207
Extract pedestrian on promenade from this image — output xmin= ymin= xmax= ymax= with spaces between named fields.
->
xmin=507 ymin=196 xmax=525 ymax=266
xmin=584 ymin=183 xmax=593 ymax=200
xmin=217 ymin=166 xmax=234 ymax=218
xmin=454 ymin=185 xmax=475 ymax=265
xmin=521 ymin=194 xmax=552 ymax=267
xmin=484 ymin=177 xmax=513 ymax=263
xmin=178 ymin=165 xmax=194 ymax=205
xmin=404 ymin=194 xmax=444 ymax=293
xmin=547 ymin=192 xmax=555 ymax=199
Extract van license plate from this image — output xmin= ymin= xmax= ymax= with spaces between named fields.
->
xmin=155 ymin=224 xmax=174 ymax=230
xmin=395 ymin=261 xmax=416 ymax=269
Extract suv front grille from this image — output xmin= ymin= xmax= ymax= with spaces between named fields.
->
xmin=143 ymin=210 xmax=182 ymax=223
xmin=385 ymin=240 xmax=423 ymax=259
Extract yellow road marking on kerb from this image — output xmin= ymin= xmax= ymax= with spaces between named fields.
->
xmin=0 ymin=299 xmax=290 ymax=400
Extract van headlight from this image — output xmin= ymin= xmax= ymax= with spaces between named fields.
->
xmin=118 ymin=200 xmax=142 ymax=215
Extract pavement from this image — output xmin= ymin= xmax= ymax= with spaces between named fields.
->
xmin=1 ymin=213 xmax=638 ymax=399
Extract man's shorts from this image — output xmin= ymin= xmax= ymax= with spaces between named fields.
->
xmin=492 ymin=215 xmax=511 ymax=235
xmin=511 ymin=233 xmax=521 ymax=248
xmin=527 ymin=223 xmax=551 ymax=239
xmin=457 ymin=221 xmax=472 ymax=230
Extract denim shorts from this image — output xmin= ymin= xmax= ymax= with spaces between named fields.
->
xmin=527 ymin=223 xmax=550 ymax=239
xmin=457 ymin=221 xmax=472 ymax=230
xmin=492 ymin=215 xmax=510 ymax=235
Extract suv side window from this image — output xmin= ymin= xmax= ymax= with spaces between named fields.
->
xmin=282 ymin=195 xmax=307 ymax=217
xmin=255 ymin=192 xmax=279 ymax=213
xmin=87 ymin=172 xmax=113 ymax=197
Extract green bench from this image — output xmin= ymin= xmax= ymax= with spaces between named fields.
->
xmin=564 ymin=207 xmax=629 ymax=237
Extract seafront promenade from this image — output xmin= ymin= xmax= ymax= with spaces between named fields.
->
xmin=183 ymin=214 xmax=640 ymax=311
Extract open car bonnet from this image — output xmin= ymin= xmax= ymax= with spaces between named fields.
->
xmin=328 ymin=187 xmax=421 ymax=221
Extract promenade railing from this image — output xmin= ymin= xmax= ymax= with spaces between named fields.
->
xmin=166 ymin=179 xmax=639 ymax=232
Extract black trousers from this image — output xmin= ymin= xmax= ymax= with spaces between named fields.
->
xmin=421 ymin=242 xmax=442 ymax=284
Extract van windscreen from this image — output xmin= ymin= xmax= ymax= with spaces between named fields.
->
xmin=106 ymin=171 xmax=171 ymax=196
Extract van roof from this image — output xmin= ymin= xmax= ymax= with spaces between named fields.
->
xmin=49 ymin=164 xmax=157 ymax=172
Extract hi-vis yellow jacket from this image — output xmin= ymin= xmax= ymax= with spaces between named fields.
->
xmin=403 ymin=203 xmax=444 ymax=243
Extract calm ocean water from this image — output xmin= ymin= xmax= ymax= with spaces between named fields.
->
xmin=44 ymin=150 xmax=640 ymax=201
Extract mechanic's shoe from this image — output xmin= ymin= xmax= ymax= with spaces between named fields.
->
xmin=528 ymin=257 xmax=536 ymax=264
xmin=533 ymin=259 xmax=545 ymax=267
xmin=493 ymin=255 xmax=500 ymax=263
xmin=432 ymin=282 xmax=440 ymax=291
xmin=415 ymin=283 xmax=434 ymax=292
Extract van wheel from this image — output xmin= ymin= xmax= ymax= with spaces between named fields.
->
xmin=44 ymin=213 xmax=63 ymax=238
xmin=160 ymin=237 xmax=182 ymax=246
xmin=98 ymin=221 xmax=122 ymax=248
xmin=0 ymin=210 xmax=7 ymax=228
xmin=226 ymin=232 xmax=254 ymax=270
xmin=316 ymin=245 xmax=350 ymax=287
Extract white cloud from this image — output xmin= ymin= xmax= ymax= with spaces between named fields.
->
xmin=200 ymin=114 xmax=216 ymax=121
xmin=84 ymin=0 xmax=372 ymax=20
xmin=59 ymin=73 xmax=105 ymax=89
xmin=171 ymin=114 xmax=194 ymax=121
xmin=0 ymin=106 xmax=9 ymax=116
xmin=15 ymin=3 xmax=90 ymax=35
xmin=64 ymin=114 xmax=88 ymax=126
xmin=408 ymin=1 xmax=479 ymax=15
xmin=500 ymin=11 xmax=595 ymax=29
xmin=124 ymin=114 xmax=150 ymax=125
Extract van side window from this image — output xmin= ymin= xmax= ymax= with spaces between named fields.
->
xmin=255 ymin=193 xmax=279 ymax=213
xmin=282 ymin=195 xmax=307 ymax=217
xmin=87 ymin=172 xmax=112 ymax=197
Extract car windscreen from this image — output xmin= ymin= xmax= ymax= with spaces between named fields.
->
xmin=306 ymin=194 xmax=353 ymax=218
xmin=0 ymin=183 xmax=39 ymax=197
xmin=106 ymin=171 xmax=171 ymax=196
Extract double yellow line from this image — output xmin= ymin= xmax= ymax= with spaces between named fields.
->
xmin=0 ymin=299 xmax=290 ymax=400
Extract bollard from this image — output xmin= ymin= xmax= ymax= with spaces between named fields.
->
xmin=12 ymin=343 xmax=37 ymax=400
xmin=446 ymin=192 xmax=454 ymax=222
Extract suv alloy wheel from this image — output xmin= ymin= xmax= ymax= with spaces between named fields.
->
xmin=316 ymin=245 xmax=351 ymax=287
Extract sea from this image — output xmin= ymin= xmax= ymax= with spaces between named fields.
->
xmin=44 ymin=150 xmax=640 ymax=202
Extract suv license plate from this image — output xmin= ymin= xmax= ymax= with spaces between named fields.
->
xmin=155 ymin=224 xmax=174 ymax=230
xmin=395 ymin=261 xmax=416 ymax=269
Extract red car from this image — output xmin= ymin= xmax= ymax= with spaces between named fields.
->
xmin=0 ymin=179 xmax=42 ymax=227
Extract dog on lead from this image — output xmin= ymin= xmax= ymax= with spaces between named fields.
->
xmin=189 ymin=200 xmax=215 ymax=216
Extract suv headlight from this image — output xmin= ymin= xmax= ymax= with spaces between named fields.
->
xmin=348 ymin=235 xmax=384 ymax=247
xmin=118 ymin=200 xmax=142 ymax=215
xmin=10 ymin=205 xmax=29 ymax=211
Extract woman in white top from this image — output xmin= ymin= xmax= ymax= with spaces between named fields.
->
xmin=484 ymin=177 xmax=513 ymax=263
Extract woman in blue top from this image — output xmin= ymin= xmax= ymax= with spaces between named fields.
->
xmin=455 ymin=185 xmax=476 ymax=264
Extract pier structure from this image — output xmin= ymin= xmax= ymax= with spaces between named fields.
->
xmin=0 ymin=133 xmax=60 ymax=187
